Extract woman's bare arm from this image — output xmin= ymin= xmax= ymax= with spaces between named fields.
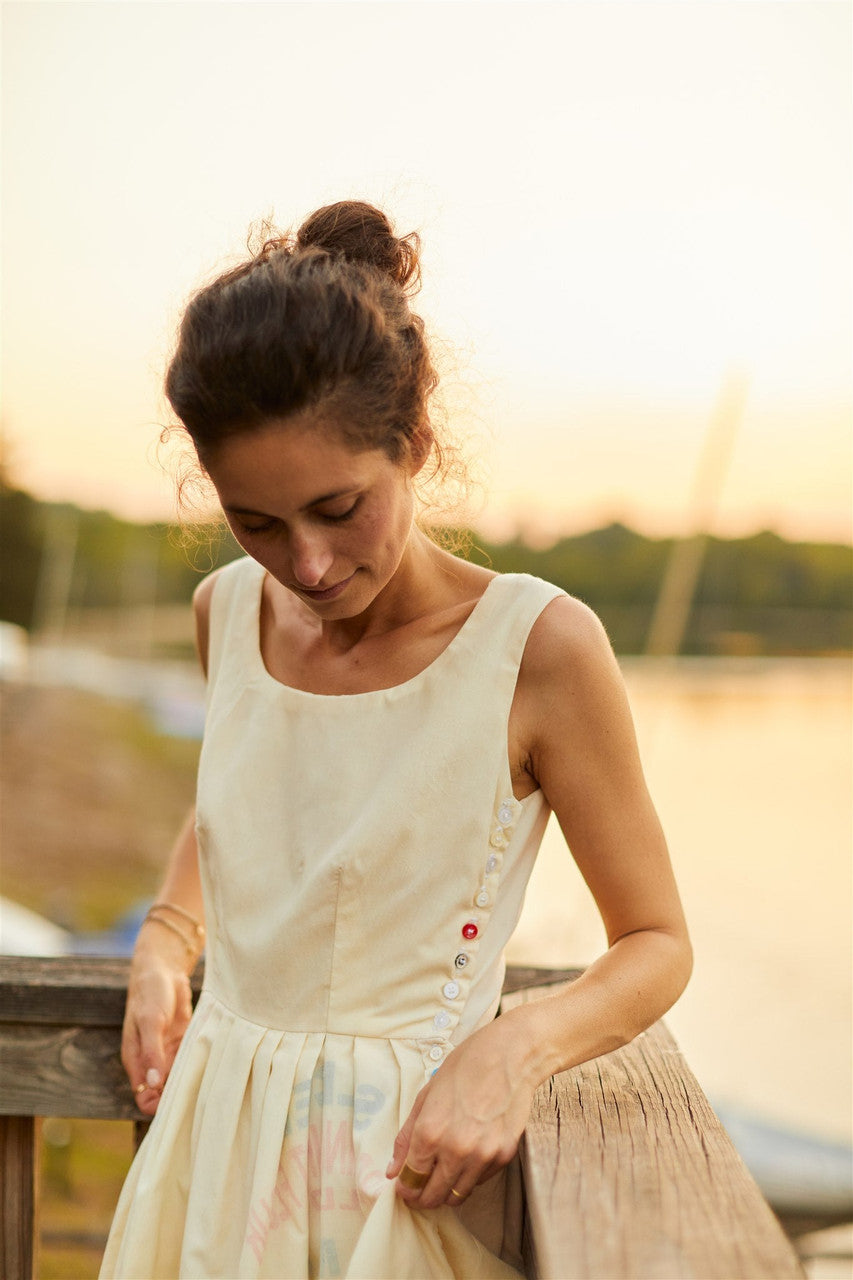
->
xmin=121 ymin=572 xmax=220 ymax=1114
xmin=498 ymin=594 xmax=692 ymax=1080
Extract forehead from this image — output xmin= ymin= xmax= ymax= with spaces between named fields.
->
xmin=204 ymin=421 xmax=391 ymax=511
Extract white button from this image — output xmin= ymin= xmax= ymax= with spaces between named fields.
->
xmin=489 ymin=828 xmax=508 ymax=851
xmin=443 ymin=981 xmax=460 ymax=1000
xmin=486 ymin=855 xmax=498 ymax=874
xmin=429 ymin=1045 xmax=444 ymax=1061
xmin=497 ymin=803 xmax=515 ymax=826
xmin=433 ymin=1010 xmax=451 ymax=1030
xmin=454 ymin=952 xmax=469 ymax=969
xmin=475 ymin=889 xmax=490 ymax=908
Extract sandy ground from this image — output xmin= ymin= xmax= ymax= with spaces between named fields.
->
xmin=1 ymin=682 xmax=199 ymax=928
xmin=1 ymin=681 xmax=199 ymax=1277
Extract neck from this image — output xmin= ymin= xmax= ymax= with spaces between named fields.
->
xmin=316 ymin=527 xmax=461 ymax=654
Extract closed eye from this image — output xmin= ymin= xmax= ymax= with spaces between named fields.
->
xmin=317 ymin=498 xmax=360 ymax=523
xmin=229 ymin=494 xmax=362 ymax=535
xmin=234 ymin=517 xmax=277 ymax=535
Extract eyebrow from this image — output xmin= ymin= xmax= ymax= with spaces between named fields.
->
xmin=224 ymin=487 xmax=358 ymax=518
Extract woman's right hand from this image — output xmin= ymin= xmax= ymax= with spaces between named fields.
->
xmin=121 ymin=950 xmax=194 ymax=1116
xmin=122 ymin=807 xmax=206 ymax=1114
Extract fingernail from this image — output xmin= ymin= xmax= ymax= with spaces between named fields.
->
xmin=146 ymin=1068 xmax=162 ymax=1089
xmin=385 ymin=1161 xmax=394 ymax=1177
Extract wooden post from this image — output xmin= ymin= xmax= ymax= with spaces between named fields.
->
xmin=1 ymin=1115 xmax=39 ymax=1280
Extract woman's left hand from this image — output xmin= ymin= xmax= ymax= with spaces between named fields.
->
xmin=385 ymin=1015 xmax=537 ymax=1209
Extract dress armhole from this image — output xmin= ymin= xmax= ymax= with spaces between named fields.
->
xmin=203 ymin=558 xmax=255 ymax=690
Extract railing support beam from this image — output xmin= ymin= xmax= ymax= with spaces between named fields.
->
xmin=1 ymin=1114 xmax=39 ymax=1280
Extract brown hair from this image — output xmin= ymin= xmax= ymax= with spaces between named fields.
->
xmin=165 ymin=201 xmax=441 ymax=474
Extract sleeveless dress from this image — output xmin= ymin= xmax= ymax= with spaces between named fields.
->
xmin=100 ymin=557 xmax=565 ymax=1280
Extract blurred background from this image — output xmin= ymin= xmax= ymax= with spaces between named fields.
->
xmin=2 ymin=2 xmax=850 ymax=1276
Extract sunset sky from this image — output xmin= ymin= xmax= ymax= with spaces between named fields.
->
xmin=3 ymin=0 xmax=850 ymax=542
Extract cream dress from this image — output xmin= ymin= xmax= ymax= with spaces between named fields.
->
xmin=100 ymin=556 xmax=565 ymax=1279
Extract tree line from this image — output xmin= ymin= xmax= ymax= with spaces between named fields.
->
xmin=1 ymin=478 xmax=850 ymax=656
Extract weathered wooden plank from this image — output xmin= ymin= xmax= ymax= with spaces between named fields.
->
xmin=0 ymin=956 xmax=131 ymax=1025
xmin=0 ymin=961 xmax=568 ymax=1121
xmin=0 ymin=956 xmax=541 ymax=1025
xmin=0 ymin=1115 xmax=39 ymax=1280
xmin=502 ymin=966 xmax=583 ymax=996
xmin=0 ymin=955 xmax=203 ymax=1027
xmin=0 ymin=960 xmax=808 ymax=1278
xmin=504 ymin=981 xmax=806 ymax=1279
xmin=0 ymin=1024 xmax=139 ymax=1119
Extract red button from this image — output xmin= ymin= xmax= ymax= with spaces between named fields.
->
xmin=462 ymin=921 xmax=479 ymax=940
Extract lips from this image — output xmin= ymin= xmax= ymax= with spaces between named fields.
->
xmin=295 ymin=573 xmax=356 ymax=602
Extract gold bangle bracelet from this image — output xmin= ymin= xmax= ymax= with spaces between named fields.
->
xmin=149 ymin=900 xmax=205 ymax=940
xmin=142 ymin=912 xmax=199 ymax=958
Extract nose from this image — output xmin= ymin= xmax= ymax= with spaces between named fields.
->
xmin=289 ymin=529 xmax=335 ymax=588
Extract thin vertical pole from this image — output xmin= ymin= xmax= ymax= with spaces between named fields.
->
xmin=645 ymin=370 xmax=749 ymax=657
xmin=0 ymin=1115 xmax=40 ymax=1280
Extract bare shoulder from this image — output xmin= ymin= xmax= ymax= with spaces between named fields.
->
xmin=513 ymin=591 xmax=634 ymax=777
xmin=520 ymin=592 xmax=620 ymax=694
xmin=192 ymin=567 xmax=229 ymax=678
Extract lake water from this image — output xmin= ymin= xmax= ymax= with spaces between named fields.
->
xmin=508 ymin=657 xmax=852 ymax=1146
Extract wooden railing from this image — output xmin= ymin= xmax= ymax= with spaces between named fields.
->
xmin=0 ymin=957 xmax=805 ymax=1279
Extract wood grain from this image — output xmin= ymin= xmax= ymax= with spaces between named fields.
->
xmin=503 ymin=981 xmax=806 ymax=1279
xmin=0 ymin=1024 xmax=140 ymax=1120
xmin=0 ymin=958 xmax=808 ymax=1278
xmin=0 ymin=955 xmax=203 ymax=1027
xmin=1 ymin=1115 xmax=39 ymax=1280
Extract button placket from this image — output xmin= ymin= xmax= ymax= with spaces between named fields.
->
xmin=478 ymin=795 xmax=518 ymax=908
xmin=427 ymin=795 xmax=521 ymax=1072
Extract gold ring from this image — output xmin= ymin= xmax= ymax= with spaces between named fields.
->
xmin=449 ymin=1187 xmax=464 ymax=1200
xmin=134 ymin=1083 xmax=147 ymax=1095
xmin=399 ymin=1162 xmax=431 ymax=1190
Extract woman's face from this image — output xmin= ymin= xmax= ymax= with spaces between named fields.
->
xmin=204 ymin=417 xmax=421 ymax=618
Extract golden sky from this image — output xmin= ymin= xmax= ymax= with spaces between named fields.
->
xmin=3 ymin=1 xmax=850 ymax=541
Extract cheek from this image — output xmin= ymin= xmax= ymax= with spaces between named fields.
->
xmin=380 ymin=502 xmax=414 ymax=556
xmin=359 ymin=494 xmax=411 ymax=550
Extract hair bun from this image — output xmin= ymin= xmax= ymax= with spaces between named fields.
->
xmin=295 ymin=200 xmax=421 ymax=294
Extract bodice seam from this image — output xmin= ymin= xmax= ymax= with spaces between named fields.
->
xmin=197 ymin=984 xmax=461 ymax=1046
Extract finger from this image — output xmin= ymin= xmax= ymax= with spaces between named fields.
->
xmin=416 ymin=1157 xmax=472 ymax=1211
xmin=122 ymin=1014 xmax=168 ymax=1112
xmin=131 ymin=1077 xmax=163 ymax=1117
xmin=444 ymin=1174 xmax=477 ymax=1208
xmin=443 ymin=1152 xmax=497 ymax=1206
xmin=135 ymin=1007 xmax=170 ymax=1076
xmin=393 ymin=1131 xmax=441 ymax=1202
xmin=130 ymin=1055 xmax=165 ymax=1113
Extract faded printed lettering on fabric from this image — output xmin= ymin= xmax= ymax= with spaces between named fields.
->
xmin=245 ymin=1059 xmax=389 ymax=1269
xmin=319 ymin=1237 xmax=341 ymax=1277
xmin=285 ymin=1061 xmax=385 ymax=1135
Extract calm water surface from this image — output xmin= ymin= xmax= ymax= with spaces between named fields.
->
xmin=507 ymin=657 xmax=852 ymax=1145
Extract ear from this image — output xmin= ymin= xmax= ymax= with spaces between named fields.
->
xmin=406 ymin=422 xmax=433 ymax=477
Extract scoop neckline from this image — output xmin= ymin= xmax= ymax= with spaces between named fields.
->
xmin=253 ymin=565 xmax=504 ymax=700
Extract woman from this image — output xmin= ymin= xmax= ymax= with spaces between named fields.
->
xmin=102 ymin=201 xmax=692 ymax=1279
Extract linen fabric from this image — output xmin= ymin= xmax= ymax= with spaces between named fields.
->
xmin=100 ymin=558 xmax=565 ymax=1279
